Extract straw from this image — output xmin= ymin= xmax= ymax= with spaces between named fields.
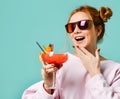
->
xmin=36 ymin=41 xmax=46 ymax=54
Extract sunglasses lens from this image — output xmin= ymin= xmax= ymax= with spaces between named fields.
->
xmin=65 ymin=23 xmax=76 ymax=33
xmin=79 ymin=20 xmax=89 ymax=30
xmin=65 ymin=20 xmax=92 ymax=33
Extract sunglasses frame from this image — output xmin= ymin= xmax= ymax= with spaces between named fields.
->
xmin=65 ymin=20 xmax=93 ymax=33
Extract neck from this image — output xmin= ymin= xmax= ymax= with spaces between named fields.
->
xmin=85 ymin=46 xmax=96 ymax=55
xmin=100 ymin=55 xmax=106 ymax=61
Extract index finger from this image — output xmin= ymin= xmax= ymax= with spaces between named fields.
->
xmin=74 ymin=46 xmax=85 ymax=57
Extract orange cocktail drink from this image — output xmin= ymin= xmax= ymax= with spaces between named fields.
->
xmin=42 ymin=53 xmax=68 ymax=68
xmin=36 ymin=42 xmax=68 ymax=89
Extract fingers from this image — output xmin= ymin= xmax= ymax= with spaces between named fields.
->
xmin=39 ymin=53 xmax=58 ymax=74
xmin=73 ymin=45 xmax=100 ymax=57
xmin=73 ymin=46 xmax=85 ymax=57
xmin=43 ymin=64 xmax=58 ymax=74
xmin=77 ymin=47 xmax=92 ymax=56
xmin=73 ymin=45 xmax=89 ymax=55
xmin=80 ymin=47 xmax=91 ymax=55
xmin=95 ymin=48 xmax=100 ymax=60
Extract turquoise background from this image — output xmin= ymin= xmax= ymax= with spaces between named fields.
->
xmin=0 ymin=0 xmax=120 ymax=99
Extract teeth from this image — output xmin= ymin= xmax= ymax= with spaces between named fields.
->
xmin=76 ymin=37 xmax=82 ymax=39
xmin=75 ymin=36 xmax=85 ymax=41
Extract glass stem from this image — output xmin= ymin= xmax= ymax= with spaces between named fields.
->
xmin=52 ymin=72 xmax=56 ymax=87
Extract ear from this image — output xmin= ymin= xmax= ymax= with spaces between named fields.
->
xmin=96 ymin=25 xmax=102 ymax=37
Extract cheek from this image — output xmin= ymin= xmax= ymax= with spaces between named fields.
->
xmin=70 ymin=34 xmax=74 ymax=40
xmin=70 ymin=34 xmax=76 ymax=44
xmin=89 ymin=32 xmax=98 ymax=42
xmin=85 ymin=30 xmax=97 ymax=43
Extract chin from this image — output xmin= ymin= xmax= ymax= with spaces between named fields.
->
xmin=74 ymin=42 xmax=87 ymax=48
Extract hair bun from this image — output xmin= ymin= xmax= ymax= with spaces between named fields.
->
xmin=99 ymin=7 xmax=113 ymax=22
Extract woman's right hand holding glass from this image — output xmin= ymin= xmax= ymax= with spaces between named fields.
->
xmin=39 ymin=53 xmax=58 ymax=93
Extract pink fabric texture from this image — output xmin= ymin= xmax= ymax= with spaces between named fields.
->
xmin=22 ymin=52 xmax=120 ymax=99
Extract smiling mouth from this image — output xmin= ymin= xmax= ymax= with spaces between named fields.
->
xmin=75 ymin=36 xmax=85 ymax=41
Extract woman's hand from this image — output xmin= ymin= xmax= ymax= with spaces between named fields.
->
xmin=39 ymin=53 xmax=58 ymax=93
xmin=75 ymin=46 xmax=101 ymax=77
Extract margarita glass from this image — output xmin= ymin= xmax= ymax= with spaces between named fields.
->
xmin=42 ymin=53 xmax=68 ymax=68
xmin=36 ymin=42 xmax=68 ymax=89
xmin=42 ymin=53 xmax=68 ymax=89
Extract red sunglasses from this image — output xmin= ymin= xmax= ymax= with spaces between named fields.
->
xmin=65 ymin=20 xmax=93 ymax=33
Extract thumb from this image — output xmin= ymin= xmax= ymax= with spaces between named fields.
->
xmin=95 ymin=48 xmax=100 ymax=60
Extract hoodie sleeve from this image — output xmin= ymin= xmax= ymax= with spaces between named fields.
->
xmin=22 ymin=81 xmax=54 ymax=99
xmin=86 ymin=70 xmax=120 ymax=99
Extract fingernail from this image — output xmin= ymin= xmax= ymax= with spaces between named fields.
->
xmin=77 ymin=46 xmax=79 ymax=48
xmin=98 ymin=48 xmax=100 ymax=52
xmin=72 ymin=46 xmax=75 ymax=48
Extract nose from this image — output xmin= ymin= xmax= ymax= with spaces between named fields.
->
xmin=73 ymin=24 xmax=82 ymax=34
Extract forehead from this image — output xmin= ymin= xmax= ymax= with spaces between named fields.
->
xmin=69 ymin=12 xmax=92 ymax=23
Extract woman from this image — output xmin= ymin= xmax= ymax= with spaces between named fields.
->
xmin=22 ymin=5 xmax=120 ymax=99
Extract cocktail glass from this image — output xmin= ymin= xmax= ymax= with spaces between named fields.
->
xmin=42 ymin=53 xmax=68 ymax=89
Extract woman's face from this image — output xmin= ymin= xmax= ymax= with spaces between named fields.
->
xmin=69 ymin=12 xmax=100 ymax=51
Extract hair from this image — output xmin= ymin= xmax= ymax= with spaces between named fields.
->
xmin=67 ymin=5 xmax=113 ymax=42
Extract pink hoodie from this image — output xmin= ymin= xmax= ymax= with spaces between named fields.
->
xmin=22 ymin=52 xmax=120 ymax=99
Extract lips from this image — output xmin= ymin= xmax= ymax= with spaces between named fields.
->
xmin=75 ymin=36 xmax=85 ymax=41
